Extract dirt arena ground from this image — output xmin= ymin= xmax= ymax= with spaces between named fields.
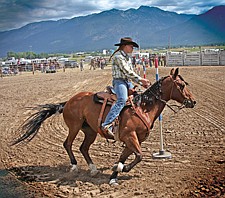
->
xmin=0 ymin=66 xmax=224 ymax=198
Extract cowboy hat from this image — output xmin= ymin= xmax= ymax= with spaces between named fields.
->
xmin=114 ymin=37 xmax=139 ymax=48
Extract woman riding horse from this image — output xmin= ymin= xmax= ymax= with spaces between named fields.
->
xmin=12 ymin=68 xmax=196 ymax=185
xmin=101 ymin=37 xmax=150 ymax=137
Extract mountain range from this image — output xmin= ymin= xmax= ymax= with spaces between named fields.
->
xmin=0 ymin=5 xmax=224 ymax=57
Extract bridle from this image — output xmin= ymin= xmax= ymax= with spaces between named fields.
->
xmin=164 ymin=76 xmax=192 ymax=113
xmin=138 ymin=75 xmax=191 ymax=113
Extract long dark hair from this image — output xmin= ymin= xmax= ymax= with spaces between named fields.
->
xmin=109 ymin=46 xmax=124 ymax=62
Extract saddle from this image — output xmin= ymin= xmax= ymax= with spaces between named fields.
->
xmin=93 ymin=86 xmax=151 ymax=140
xmin=93 ymin=86 xmax=135 ymax=106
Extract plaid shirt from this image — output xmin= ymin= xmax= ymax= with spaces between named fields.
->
xmin=112 ymin=50 xmax=142 ymax=84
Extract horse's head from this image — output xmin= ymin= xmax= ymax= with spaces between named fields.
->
xmin=138 ymin=68 xmax=196 ymax=109
xmin=161 ymin=68 xmax=196 ymax=108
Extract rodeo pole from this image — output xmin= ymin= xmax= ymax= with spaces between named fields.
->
xmin=152 ymin=55 xmax=172 ymax=159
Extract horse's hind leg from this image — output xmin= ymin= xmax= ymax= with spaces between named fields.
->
xmin=80 ymin=127 xmax=99 ymax=176
xmin=63 ymin=126 xmax=80 ymax=172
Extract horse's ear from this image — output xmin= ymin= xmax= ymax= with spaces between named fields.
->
xmin=170 ymin=68 xmax=175 ymax=75
xmin=172 ymin=68 xmax=179 ymax=79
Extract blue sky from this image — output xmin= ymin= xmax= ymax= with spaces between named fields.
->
xmin=0 ymin=0 xmax=224 ymax=32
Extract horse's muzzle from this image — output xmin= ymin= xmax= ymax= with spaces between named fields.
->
xmin=183 ymin=99 xmax=196 ymax=108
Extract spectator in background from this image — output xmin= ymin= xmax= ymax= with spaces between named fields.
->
xmin=80 ymin=59 xmax=84 ymax=71
xmin=90 ymin=58 xmax=96 ymax=70
xmin=40 ymin=63 xmax=44 ymax=73
xmin=132 ymin=56 xmax=136 ymax=69
xmin=163 ymin=56 xmax=166 ymax=67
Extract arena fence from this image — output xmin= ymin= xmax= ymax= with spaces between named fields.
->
xmin=0 ymin=62 xmax=71 ymax=77
xmin=166 ymin=50 xmax=225 ymax=66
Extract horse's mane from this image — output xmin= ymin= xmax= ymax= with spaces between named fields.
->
xmin=133 ymin=76 xmax=169 ymax=105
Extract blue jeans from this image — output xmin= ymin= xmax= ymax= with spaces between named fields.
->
xmin=102 ymin=79 xmax=134 ymax=127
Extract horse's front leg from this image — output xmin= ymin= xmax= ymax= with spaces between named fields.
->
xmin=109 ymin=132 xmax=143 ymax=185
xmin=121 ymin=151 xmax=142 ymax=172
xmin=109 ymin=147 xmax=133 ymax=185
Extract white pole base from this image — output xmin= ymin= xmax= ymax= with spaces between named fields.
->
xmin=152 ymin=150 xmax=172 ymax=159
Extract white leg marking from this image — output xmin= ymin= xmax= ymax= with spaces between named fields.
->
xmin=116 ymin=162 xmax=124 ymax=172
xmin=70 ymin=164 xmax=78 ymax=172
xmin=112 ymin=162 xmax=124 ymax=172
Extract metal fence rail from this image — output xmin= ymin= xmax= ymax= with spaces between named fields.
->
xmin=166 ymin=50 xmax=225 ymax=66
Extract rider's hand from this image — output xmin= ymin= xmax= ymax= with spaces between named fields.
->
xmin=140 ymin=78 xmax=151 ymax=88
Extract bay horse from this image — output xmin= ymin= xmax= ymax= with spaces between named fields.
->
xmin=12 ymin=68 xmax=196 ymax=185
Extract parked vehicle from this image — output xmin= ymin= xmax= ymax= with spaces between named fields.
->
xmin=65 ymin=60 xmax=78 ymax=68
xmin=2 ymin=67 xmax=11 ymax=75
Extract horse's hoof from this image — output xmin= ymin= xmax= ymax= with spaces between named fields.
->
xmin=109 ymin=178 xmax=119 ymax=185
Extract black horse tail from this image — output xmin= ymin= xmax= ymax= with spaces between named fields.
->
xmin=11 ymin=101 xmax=67 ymax=145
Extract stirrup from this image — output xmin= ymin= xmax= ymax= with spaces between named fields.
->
xmin=101 ymin=124 xmax=114 ymax=137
